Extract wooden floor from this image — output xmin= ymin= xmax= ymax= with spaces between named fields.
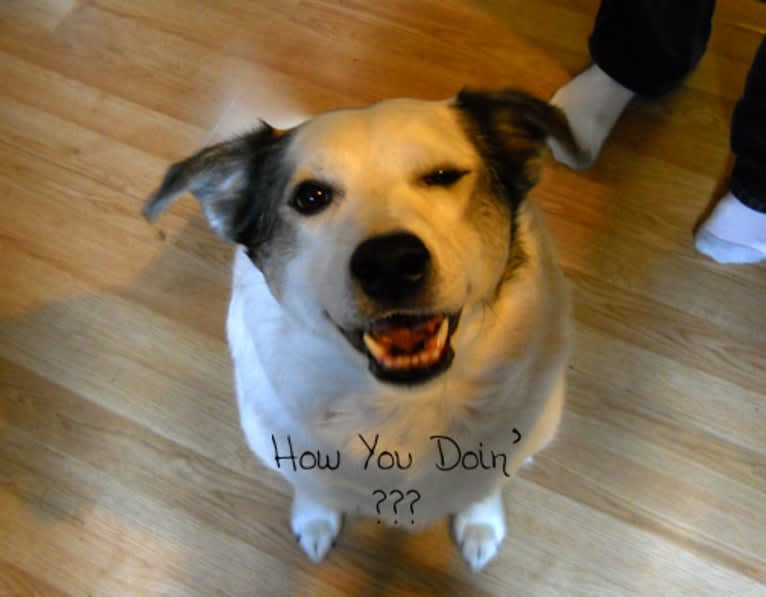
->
xmin=1 ymin=0 xmax=765 ymax=595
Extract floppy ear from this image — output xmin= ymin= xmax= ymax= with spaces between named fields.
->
xmin=455 ymin=88 xmax=582 ymax=206
xmin=143 ymin=124 xmax=287 ymax=243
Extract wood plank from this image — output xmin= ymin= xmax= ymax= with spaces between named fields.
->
xmin=91 ymin=0 xmax=572 ymax=99
xmin=0 ymin=560 xmax=68 ymax=597
xmin=0 ymin=50 xmax=205 ymax=162
xmin=0 ymin=140 xmax=229 ymax=337
xmin=0 ymin=435 xmax=341 ymax=596
xmin=570 ymin=325 xmax=766 ymax=459
xmin=0 ymin=96 xmax=166 ymax=200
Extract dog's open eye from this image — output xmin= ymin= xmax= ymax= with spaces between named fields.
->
xmin=421 ymin=168 xmax=470 ymax=187
xmin=290 ymin=181 xmax=334 ymax=215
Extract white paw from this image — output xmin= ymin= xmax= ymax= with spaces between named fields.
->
xmin=453 ymin=492 xmax=506 ymax=572
xmin=456 ymin=523 xmax=503 ymax=572
xmin=291 ymin=495 xmax=341 ymax=563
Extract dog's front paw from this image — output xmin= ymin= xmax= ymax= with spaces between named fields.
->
xmin=291 ymin=493 xmax=342 ymax=563
xmin=453 ymin=491 xmax=506 ymax=572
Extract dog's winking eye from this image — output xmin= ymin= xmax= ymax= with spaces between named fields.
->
xmin=290 ymin=181 xmax=334 ymax=215
xmin=421 ymin=168 xmax=470 ymax=187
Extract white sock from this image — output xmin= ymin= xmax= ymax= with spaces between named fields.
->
xmin=694 ymin=192 xmax=766 ymax=264
xmin=548 ymin=64 xmax=635 ymax=170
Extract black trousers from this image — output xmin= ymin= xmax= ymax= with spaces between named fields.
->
xmin=589 ymin=0 xmax=766 ymax=212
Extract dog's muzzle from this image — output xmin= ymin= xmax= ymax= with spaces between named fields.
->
xmin=341 ymin=231 xmax=461 ymax=384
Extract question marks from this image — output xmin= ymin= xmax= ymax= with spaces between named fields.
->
xmin=373 ymin=489 xmax=421 ymax=525
xmin=373 ymin=489 xmax=387 ymax=521
xmin=406 ymin=489 xmax=421 ymax=524
xmin=390 ymin=489 xmax=405 ymax=520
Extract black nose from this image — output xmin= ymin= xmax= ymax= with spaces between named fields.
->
xmin=350 ymin=232 xmax=431 ymax=301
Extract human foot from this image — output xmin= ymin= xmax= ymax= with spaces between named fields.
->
xmin=695 ymin=192 xmax=766 ymax=264
xmin=549 ymin=64 xmax=635 ymax=169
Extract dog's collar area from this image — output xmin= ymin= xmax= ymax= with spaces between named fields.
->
xmin=339 ymin=311 xmax=461 ymax=386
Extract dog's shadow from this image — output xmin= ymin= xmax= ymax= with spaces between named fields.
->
xmin=1 ymin=213 xmax=491 ymax=594
xmin=324 ymin=519 xmax=489 ymax=596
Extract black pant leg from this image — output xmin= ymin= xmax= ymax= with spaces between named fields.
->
xmin=730 ymin=37 xmax=766 ymax=213
xmin=589 ymin=0 xmax=716 ymax=97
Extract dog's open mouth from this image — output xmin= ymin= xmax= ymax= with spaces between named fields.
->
xmin=357 ymin=312 xmax=461 ymax=385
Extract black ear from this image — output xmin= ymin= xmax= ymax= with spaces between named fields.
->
xmin=143 ymin=124 xmax=288 ymax=243
xmin=455 ymin=88 xmax=582 ymax=206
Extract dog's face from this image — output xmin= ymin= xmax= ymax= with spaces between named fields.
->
xmin=145 ymin=89 xmax=578 ymax=386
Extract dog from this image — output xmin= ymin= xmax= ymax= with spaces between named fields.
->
xmin=144 ymin=88 xmax=578 ymax=572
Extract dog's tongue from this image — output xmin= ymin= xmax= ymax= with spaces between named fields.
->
xmin=378 ymin=327 xmax=427 ymax=353
xmin=371 ymin=316 xmax=443 ymax=353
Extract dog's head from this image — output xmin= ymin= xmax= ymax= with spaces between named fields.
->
xmin=145 ymin=89 xmax=578 ymax=386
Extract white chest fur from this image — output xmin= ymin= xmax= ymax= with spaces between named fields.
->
xmin=226 ymin=231 xmax=568 ymax=526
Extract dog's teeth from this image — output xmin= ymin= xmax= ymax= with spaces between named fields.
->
xmin=363 ymin=333 xmax=387 ymax=361
xmin=365 ymin=315 xmax=453 ymax=372
xmin=436 ymin=318 xmax=449 ymax=349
